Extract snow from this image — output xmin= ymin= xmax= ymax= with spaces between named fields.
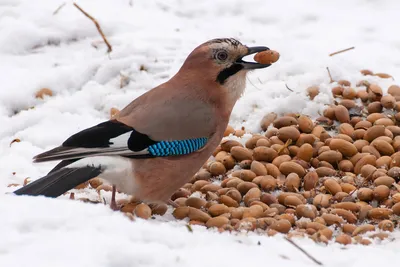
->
xmin=1 ymin=0 xmax=400 ymax=266
xmin=2 ymin=195 xmax=400 ymax=267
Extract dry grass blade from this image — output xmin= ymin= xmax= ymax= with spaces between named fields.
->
xmin=329 ymin=47 xmax=355 ymax=57
xmin=278 ymin=139 xmax=292 ymax=154
xmin=53 ymin=2 xmax=66 ymax=15
xmin=73 ymin=3 xmax=112 ymax=53
xmin=9 ymin=138 xmax=21 ymax=147
xmin=284 ymin=237 xmax=323 ymax=265
xmin=186 ymin=224 xmax=193 ymax=232
xmin=326 ymin=67 xmax=334 ymax=83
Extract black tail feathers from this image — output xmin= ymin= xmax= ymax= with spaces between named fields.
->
xmin=13 ymin=166 xmax=102 ymax=198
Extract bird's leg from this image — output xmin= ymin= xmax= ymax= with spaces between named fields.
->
xmin=110 ymin=185 xmax=119 ymax=211
xmin=167 ymin=199 xmax=179 ymax=208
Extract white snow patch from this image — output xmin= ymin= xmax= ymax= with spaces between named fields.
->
xmin=2 ymin=0 xmax=400 ymax=265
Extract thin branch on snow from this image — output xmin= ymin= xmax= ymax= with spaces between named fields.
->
xmin=73 ymin=3 xmax=113 ymax=53
xmin=53 ymin=2 xmax=66 ymax=15
xmin=326 ymin=67 xmax=334 ymax=83
xmin=329 ymin=46 xmax=355 ymax=56
xmin=284 ymin=237 xmax=323 ymax=266
xmin=285 ymin=84 xmax=294 ymax=92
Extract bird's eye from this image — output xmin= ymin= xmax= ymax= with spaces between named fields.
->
xmin=216 ymin=51 xmax=228 ymax=61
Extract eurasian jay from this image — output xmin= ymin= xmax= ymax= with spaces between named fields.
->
xmin=14 ymin=38 xmax=273 ymax=207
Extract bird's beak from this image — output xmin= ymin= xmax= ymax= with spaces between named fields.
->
xmin=236 ymin=46 xmax=271 ymax=69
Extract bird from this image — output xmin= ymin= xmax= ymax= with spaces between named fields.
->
xmin=13 ymin=38 xmax=273 ymax=208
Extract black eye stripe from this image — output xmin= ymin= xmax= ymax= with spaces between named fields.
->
xmin=216 ymin=64 xmax=244 ymax=84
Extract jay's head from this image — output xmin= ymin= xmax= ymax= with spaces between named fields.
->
xmin=180 ymin=38 xmax=271 ymax=86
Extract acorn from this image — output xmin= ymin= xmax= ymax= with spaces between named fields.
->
xmin=35 ymin=88 xmax=53 ymax=99
xmin=254 ymin=50 xmax=280 ymax=64
xmin=134 ymin=203 xmax=152 ymax=219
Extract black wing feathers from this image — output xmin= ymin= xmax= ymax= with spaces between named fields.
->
xmin=62 ymin=120 xmax=133 ymax=148
xmin=61 ymin=119 xmax=156 ymax=151
xmin=33 ymin=120 xmax=158 ymax=163
xmin=127 ymin=129 xmax=157 ymax=151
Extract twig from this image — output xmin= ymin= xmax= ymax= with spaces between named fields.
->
xmin=53 ymin=2 xmax=66 ymax=15
xmin=73 ymin=3 xmax=112 ymax=53
xmin=326 ymin=67 xmax=334 ymax=83
xmin=285 ymin=84 xmax=294 ymax=92
xmin=284 ymin=237 xmax=323 ymax=266
xmin=329 ymin=47 xmax=355 ymax=57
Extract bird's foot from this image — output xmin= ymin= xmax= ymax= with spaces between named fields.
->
xmin=110 ymin=185 xmax=119 ymax=211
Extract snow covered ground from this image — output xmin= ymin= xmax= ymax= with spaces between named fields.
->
xmin=1 ymin=0 xmax=400 ymax=266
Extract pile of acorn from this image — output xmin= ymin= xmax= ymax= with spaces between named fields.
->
xmin=164 ymin=71 xmax=400 ymax=245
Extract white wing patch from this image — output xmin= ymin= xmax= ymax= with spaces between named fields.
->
xmin=36 ymin=130 xmax=148 ymax=161
xmin=109 ymin=131 xmax=132 ymax=148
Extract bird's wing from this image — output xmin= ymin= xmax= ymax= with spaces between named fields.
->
xmin=33 ymin=120 xmax=149 ymax=162
xmin=34 ymin=91 xmax=217 ymax=163
xmin=34 ymin=118 xmax=211 ymax=163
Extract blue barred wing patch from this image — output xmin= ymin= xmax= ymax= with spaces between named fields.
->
xmin=148 ymin=137 xmax=208 ymax=156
